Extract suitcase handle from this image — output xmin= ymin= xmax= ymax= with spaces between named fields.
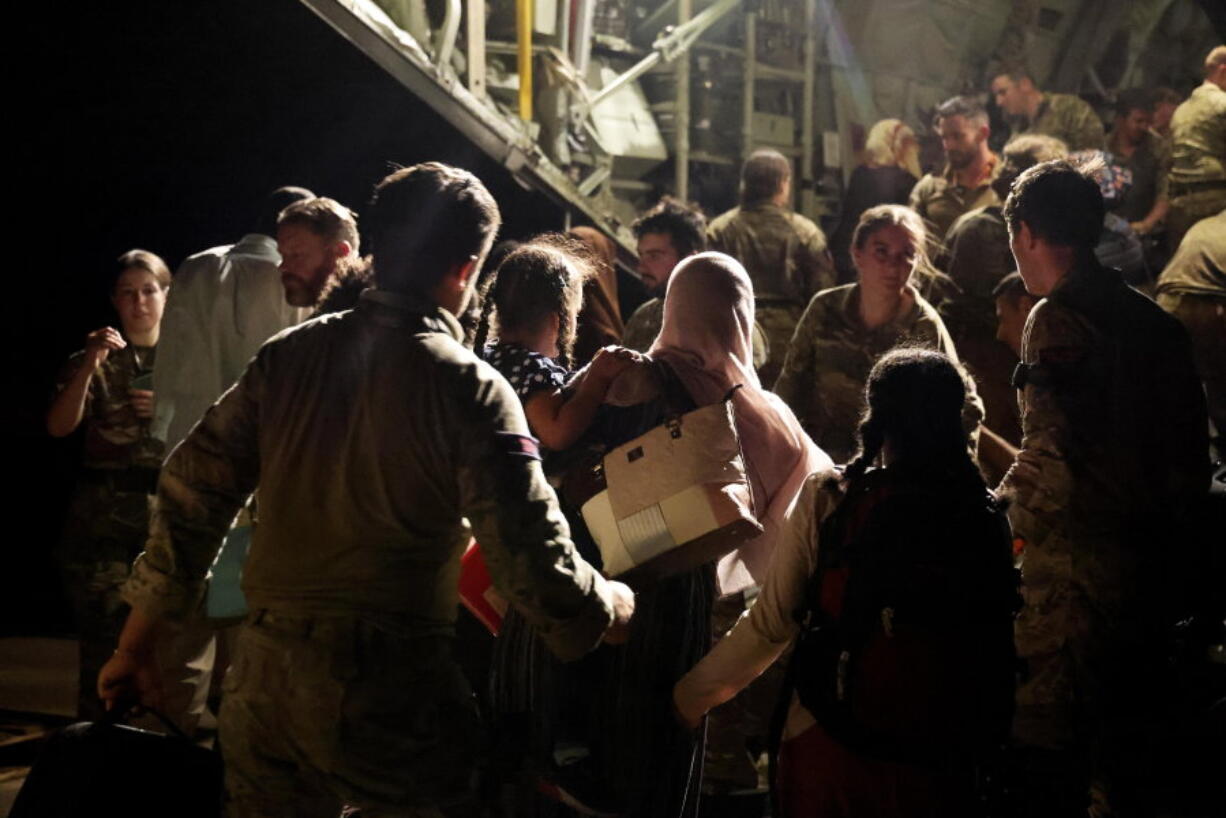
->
xmin=96 ymin=703 xmax=194 ymax=742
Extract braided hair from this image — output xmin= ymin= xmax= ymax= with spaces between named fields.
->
xmin=841 ymin=347 xmax=988 ymax=496
xmin=472 ymin=234 xmax=595 ymax=370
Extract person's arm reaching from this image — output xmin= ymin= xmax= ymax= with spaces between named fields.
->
xmin=98 ymin=345 xmax=268 ymax=708
xmin=1131 ymin=197 xmax=1169 ymax=236
xmin=47 ymin=328 xmax=126 ymax=437
xmin=97 ymin=607 xmax=165 ymax=710
xmin=524 ymin=347 xmax=636 ymax=450
xmin=674 ymin=473 xmax=834 ymax=727
xmin=1134 ymin=143 xmax=1171 ymax=236
xmin=977 ymin=424 xmax=1020 ymax=485
xmin=458 ymin=366 xmax=631 ymax=660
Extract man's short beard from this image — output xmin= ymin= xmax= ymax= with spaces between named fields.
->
xmin=284 ymin=259 xmax=337 ymax=308
xmin=947 ymin=149 xmax=975 ymax=170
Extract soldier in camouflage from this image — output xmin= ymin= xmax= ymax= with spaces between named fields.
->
xmin=98 ymin=164 xmax=634 ymax=818
xmin=1155 ymin=210 xmax=1226 ymax=450
xmin=991 ymin=68 xmax=1106 ymax=152
xmin=775 ymin=204 xmax=981 ymax=464
xmin=942 ymin=135 xmax=1068 ymax=464
xmin=623 ymin=197 xmax=706 ymax=352
xmin=909 ymin=95 xmax=1002 ymax=241
xmin=1106 ymin=90 xmax=1170 ymax=238
xmin=1166 ymin=45 xmax=1226 ymax=253
xmin=47 ymin=250 xmax=173 ymax=723
xmin=1000 ymin=160 xmax=1209 ymax=816
xmin=707 ymin=149 xmax=835 ymax=386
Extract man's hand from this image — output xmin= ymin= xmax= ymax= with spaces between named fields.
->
xmin=98 ymin=608 xmax=165 ymax=713
xmin=129 ymin=389 xmax=155 ymax=419
xmin=84 ymin=326 xmax=126 ymax=369
xmin=97 ymin=648 xmax=164 ymax=713
xmin=601 ymin=580 xmax=635 ymax=645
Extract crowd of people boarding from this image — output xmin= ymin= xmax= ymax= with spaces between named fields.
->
xmin=39 ymin=47 xmax=1225 ymax=818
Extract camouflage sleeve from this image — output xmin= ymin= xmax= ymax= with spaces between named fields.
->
xmin=54 ymin=351 xmax=94 ymax=400
xmin=997 ymin=300 xmax=1088 ymax=542
xmin=122 ymin=348 xmax=266 ymax=621
xmin=55 ymin=351 xmax=82 ymax=391
xmin=798 ymin=220 xmax=837 ymax=297
xmin=456 ymin=366 xmax=614 ymax=662
xmin=1069 ymin=101 xmax=1106 ymax=151
xmin=773 ymin=298 xmax=820 ymax=424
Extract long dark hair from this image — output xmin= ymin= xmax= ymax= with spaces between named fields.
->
xmin=472 ymin=234 xmax=594 ymax=369
xmin=842 ymin=348 xmax=987 ymax=493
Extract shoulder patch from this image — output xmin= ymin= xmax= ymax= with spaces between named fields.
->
xmin=493 ymin=431 xmax=541 ymax=461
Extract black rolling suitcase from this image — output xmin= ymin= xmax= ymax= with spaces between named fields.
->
xmin=10 ymin=707 xmax=223 ymax=818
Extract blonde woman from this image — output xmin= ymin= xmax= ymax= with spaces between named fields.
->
xmin=831 ymin=119 xmax=922 ymax=281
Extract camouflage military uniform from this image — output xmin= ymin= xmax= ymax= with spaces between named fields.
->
xmin=944 ymin=206 xmax=1014 ymax=315
xmin=55 ymin=345 xmax=162 ymax=721
xmin=1156 ymin=210 xmax=1226 ymax=444
xmin=941 ymin=205 xmax=1023 ymax=444
xmin=1001 ymin=261 xmax=1209 ymax=815
xmin=621 ymin=296 xmax=663 ymax=353
xmin=908 ymin=156 xmax=1002 ymax=241
xmin=707 ymin=203 xmax=835 ymax=386
xmin=622 ymin=292 xmax=771 ymax=372
xmin=1166 ymin=80 xmax=1226 ymax=252
xmin=122 ymin=289 xmax=614 ymax=817
xmin=774 ymin=283 xmax=983 ymax=464
xmin=1009 ymin=92 xmax=1106 ymax=152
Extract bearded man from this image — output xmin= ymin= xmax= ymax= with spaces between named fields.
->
xmin=909 ymin=95 xmax=1002 ymax=240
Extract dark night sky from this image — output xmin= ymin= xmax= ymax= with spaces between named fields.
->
xmin=5 ymin=0 xmax=569 ymax=629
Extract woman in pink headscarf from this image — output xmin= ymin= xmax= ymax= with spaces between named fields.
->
xmin=606 ymin=250 xmax=832 ymax=593
xmin=490 ymin=251 xmax=827 ymax=817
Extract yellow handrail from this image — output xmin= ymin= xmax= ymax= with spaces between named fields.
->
xmin=517 ymin=0 xmax=533 ymax=121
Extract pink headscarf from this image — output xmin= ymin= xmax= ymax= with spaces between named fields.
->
xmin=624 ymin=252 xmax=831 ymax=594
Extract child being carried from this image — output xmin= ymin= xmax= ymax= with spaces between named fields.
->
xmin=476 ymin=234 xmax=635 ymax=815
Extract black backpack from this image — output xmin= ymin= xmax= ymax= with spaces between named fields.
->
xmin=788 ymin=467 xmax=1021 ymax=764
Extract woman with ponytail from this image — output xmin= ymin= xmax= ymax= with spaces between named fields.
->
xmin=675 ymin=348 xmax=1018 ymax=817
xmin=775 ymin=204 xmax=983 ymax=464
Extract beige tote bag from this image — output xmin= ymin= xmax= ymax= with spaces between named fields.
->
xmin=565 ymin=371 xmax=762 ymax=587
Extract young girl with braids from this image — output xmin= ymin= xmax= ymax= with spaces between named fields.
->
xmin=674 ymin=348 xmax=1018 ymax=818
xmin=475 ymin=236 xmax=635 ymax=452
xmin=477 ymin=235 xmax=639 ymax=812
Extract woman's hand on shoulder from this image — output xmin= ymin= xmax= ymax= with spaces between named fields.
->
xmin=589 ymin=346 xmax=640 ymax=385
xmin=84 ymin=326 xmax=126 ymax=369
